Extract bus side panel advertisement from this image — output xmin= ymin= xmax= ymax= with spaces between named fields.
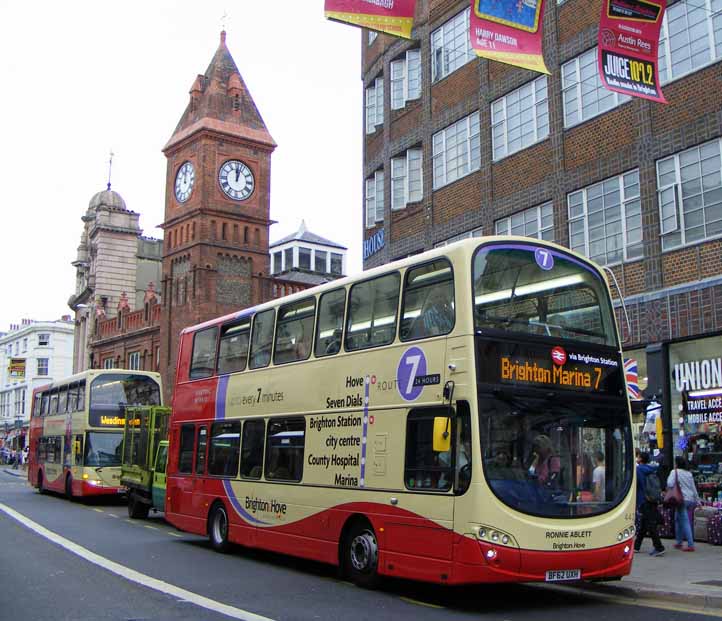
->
xmin=470 ymin=0 xmax=550 ymax=74
xmin=477 ymin=340 xmax=624 ymax=395
xmin=598 ymin=0 xmax=667 ymax=103
xmin=324 ymin=0 xmax=417 ymax=39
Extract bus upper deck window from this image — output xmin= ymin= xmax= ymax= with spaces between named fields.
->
xmin=190 ymin=327 xmax=218 ymax=379
xmin=274 ymin=298 xmax=316 ymax=365
xmin=218 ymin=319 xmax=251 ymax=375
xmin=250 ymin=309 xmax=275 ymax=369
xmin=345 ymin=273 xmax=400 ymax=351
xmin=400 ymin=259 xmax=454 ymax=341
xmin=315 ymin=288 xmax=346 ymax=357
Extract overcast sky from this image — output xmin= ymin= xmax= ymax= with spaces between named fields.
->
xmin=0 ymin=0 xmax=362 ymax=332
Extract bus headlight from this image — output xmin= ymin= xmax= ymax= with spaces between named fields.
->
xmin=472 ymin=525 xmax=516 ymax=547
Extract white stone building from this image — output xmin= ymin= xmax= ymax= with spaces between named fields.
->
xmin=0 ymin=318 xmax=74 ymax=448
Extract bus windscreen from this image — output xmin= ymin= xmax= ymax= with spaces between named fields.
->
xmin=89 ymin=374 xmax=161 ymax=427
xmin=473 ymin=244 xmax=617 ymax=347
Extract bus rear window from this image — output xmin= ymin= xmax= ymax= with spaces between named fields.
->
xmin=473 ymin=245 xmax=616 ymax=347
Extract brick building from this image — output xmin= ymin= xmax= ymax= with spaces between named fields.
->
xmin=69 ymin=32 xmax=325 ymax=402
xmin=360 ymin=0 xmax=722 ymax=461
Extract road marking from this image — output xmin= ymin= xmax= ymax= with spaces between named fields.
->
xmin=144 ymin=525 xmax=159 ymax=531
xmin=167 ymin=531 xmax=183 ymax=538
xmin=0 ymin=503 xmax=275 ymax=621
xmin=399 ymin=596 xmax=444 ymax=609
xmin=93 ymin=508 xmax=104 ymax=513
xmin=108 ymin=514 xmax=119 ymax=519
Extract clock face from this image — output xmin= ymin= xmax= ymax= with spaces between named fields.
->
xmin=219 ymin=159 xmax=255 ymax=201
xmin=174 ymin=161 xmax=195 ymax=203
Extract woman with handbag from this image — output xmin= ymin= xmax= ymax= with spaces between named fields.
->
xmin=666 ymin=457 xmax=700 ymax=551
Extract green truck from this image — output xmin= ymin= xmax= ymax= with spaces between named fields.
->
xmin=121 ymin=405 xmax=171 ymax=519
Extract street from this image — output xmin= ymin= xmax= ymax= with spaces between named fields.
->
xmin=0 ymin=470 xmax=719 ymax=621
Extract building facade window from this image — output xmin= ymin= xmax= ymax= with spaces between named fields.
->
xmin=38 ymin=333 xmax=50 ymax=346
xmin=568 ymin=170 xmax=643 ymax=265
xmin=657 ymin=138 xmax=722 ymax=250
xmin=330 ymin=253 xmax=343 ymax=275
xmin=434 ymin=227 xmax=483 ymax=248
xmin=391 ymin=148 xmax=423 ymax=210
xmin=22 ymin=338 xmax=27 ymax=352
xmin=492 ymin=76 xmax=549 ymax=161
xmin=495 ymin=202 xmax=555 ymax=241
xmin=272 ymin=251 xmax=282 ymax=274
xmin=314 ymin=250 xmax=327 ymax=273
xmin=368 ymin=30 xmax=377 ymax=45
xmin=431 ymin=7 xmax=473 ymax=82
xmin=365 ymin=170 xmax=385 ymax=228
xmin=37 ymin=358 xmax=49 ymax=376
xmin=128 ymin=351 xmax=141 ymax=370
xmin=658 ymin=0 xmax=722 ymax=84
xmin=298 ymin=247 xmax=311 ymax=270
xmin=103 ymin=358 xmax=114 ymax=369
xmin=365 ymin=76 xmax=384 ymax=134
xmin=432 ymin=112 xmax=481 ymax=190
xmin=562 ymin=47 xmax=629 ymax=128
xmin=284 ymin=248 xmax=293 ymax=271
xmin=391 ymin=49 xmax=421 ymax=109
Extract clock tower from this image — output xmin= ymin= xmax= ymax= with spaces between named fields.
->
xmin=160 ymin=30 xmax=276 ymax=398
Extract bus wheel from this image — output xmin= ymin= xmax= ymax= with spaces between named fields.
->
xmin=128 ymin=492 xmax=149 ymax=519
xmin=344 ymin=522 xmax=380 ymax=589
xmin=65 ymin=475 xmax=74 ymax=500
xmin=209 ymin=503 xmax=230 ymax=553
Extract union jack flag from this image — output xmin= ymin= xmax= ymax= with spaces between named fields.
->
xmin=624 ymin=358 xmax=641 ymax=400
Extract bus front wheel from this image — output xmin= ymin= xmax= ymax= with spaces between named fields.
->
xmin=209 ymin=503 xmax=230 ymax=553
xmin=344 ymin=521 xmax=380 ymax=589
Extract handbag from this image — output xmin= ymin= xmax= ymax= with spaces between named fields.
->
xmin=663 ymin=468 xmax=684 ymax=507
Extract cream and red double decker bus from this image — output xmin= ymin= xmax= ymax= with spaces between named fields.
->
xmin=166 ymin=237 xmax=635 ymax=587
xmin=28 ymin=369 xmax=162 ymax=498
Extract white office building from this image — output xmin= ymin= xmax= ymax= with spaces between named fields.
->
xmin=0 ymin=318 xmax=74 ymax=448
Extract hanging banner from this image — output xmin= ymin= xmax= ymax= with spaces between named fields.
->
xmin=598 ymin=0 xmax=667 ymax=103
xmin=470 ymin=0 xmax=549 ymax=74
xmin=324 ymin=0 xmax=416 ymax=39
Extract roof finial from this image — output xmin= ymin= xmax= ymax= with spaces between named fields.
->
xmin=220 ymin=10 xmax=228 ymax=42
xmin=107 ymin=149 xmax=114 ymax=191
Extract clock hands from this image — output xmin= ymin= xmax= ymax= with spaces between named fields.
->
xmin=235 ymin=164 xmax=241 ymax=183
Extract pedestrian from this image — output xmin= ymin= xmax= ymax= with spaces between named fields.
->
xmin=667 ymin=456 xmax=700 ymax=551
xmin=635 ymin=452 xmax=665 ymax=556
xmin=11 ymin=448 xmax=19 ymax=469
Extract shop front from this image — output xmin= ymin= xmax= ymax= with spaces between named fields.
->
xmin=671 ymin=336 xmax=722 ymax=504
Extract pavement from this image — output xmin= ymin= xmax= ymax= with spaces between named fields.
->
xmin=2 ymin=465 xmax=720 ymax=611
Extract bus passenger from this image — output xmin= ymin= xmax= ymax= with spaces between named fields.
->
xmin=592 ymin=452 xmax=606 ymax=501
xmin=528 ymin=434 xmax=560 ymax=488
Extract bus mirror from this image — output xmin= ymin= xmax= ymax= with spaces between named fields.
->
xmin=433 ymin=417 xmax=451 ymax=453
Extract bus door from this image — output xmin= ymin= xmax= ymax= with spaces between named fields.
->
xmin=174 ymin=424 xmax=197 ymax=516
xmin=191 ymin=426 xmax=209 ymax=514
xmin=384 ymin=407 xmax=458 ymax=573
xmin=152 ymin=441 xmax=168 ymax=512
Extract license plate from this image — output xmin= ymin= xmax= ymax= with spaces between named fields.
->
xmin=545 ymin=569 xmax=581 ymax=582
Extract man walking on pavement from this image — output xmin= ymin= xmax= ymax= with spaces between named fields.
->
xmin=635 ymin=451 xmax=665 ymax=556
